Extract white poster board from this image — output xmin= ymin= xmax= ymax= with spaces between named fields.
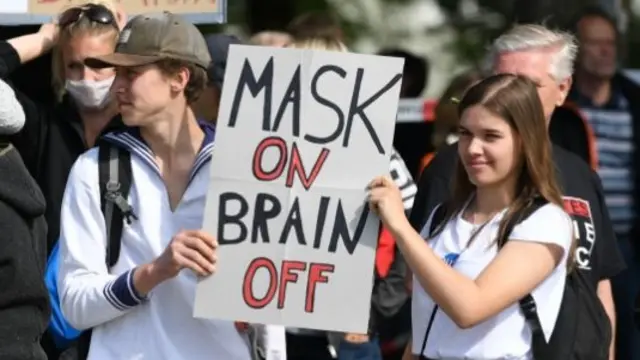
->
xmin=0 ymin=0 xmax=226 ymax=24
xmin=194 ymin=45 xmax=404 ymax=333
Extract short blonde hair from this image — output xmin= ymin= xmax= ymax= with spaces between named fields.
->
xmin=287 ymin=36 xmax=348 ymax=52
xmin=52 ymin=0 xmax=121 ymax=102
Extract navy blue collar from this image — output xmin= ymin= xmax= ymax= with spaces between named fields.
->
xmin=102 ymin=122 xmax=215 ymax=183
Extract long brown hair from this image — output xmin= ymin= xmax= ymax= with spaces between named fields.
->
xmin=433 ymin=74 xmax=575 ymax=265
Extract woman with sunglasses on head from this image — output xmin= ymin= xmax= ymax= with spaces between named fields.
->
xmin=0 ymin=0 xmax=125 ymax=267
xmin=368 ymin=74 xmax=576 ymax=360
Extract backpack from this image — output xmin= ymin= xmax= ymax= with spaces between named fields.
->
xmin=44 ymin=141 xmax=136 ymax=359
xmin=420 ymin=200 xmax=611 ymax=360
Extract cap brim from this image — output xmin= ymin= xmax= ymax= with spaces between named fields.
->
xmin=84 ymin=53 xmax=162 ymax=69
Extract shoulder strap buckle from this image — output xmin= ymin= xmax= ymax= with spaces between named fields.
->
xmin=98 ymin=142 xmax=135 ymax=268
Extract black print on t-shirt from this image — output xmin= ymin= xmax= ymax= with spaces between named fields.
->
xmin=563 ymin=196 xmax=596 ymax=270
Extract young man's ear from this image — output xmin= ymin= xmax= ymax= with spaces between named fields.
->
xmin=170 ymin=68 xmax=191 ymax=92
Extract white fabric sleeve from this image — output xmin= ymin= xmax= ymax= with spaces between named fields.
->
xmin=509 ymin=203 xmax=574 ymax=261
xmin=57 ymin=151 xmax=146 ymax=330
xmin=389 ymin=148 xmax=417 ymax=212
xmin=0 ymin=79 xmax=25 ymax=135
xmin=254 ymin=324 xmax=287 ymax=360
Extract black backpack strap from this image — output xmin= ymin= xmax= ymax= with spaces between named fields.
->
xmin=98 ymin=142 xmax=136 ymax=268
xmin=499 ymin=197 xmax=548 ymax=356
xmin=428 ymin=204 xmax=447 ymax=235
xmin=75 ymin=143 xmax=136 ymax=360
xmin=418 ymin=203 xmax=448 ymax=356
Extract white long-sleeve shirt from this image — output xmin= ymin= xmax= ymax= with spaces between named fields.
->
xmin=0 ymin=78 xmax=25 ymax=134
xmin=57 ymin=125 xmax=285 ymax=359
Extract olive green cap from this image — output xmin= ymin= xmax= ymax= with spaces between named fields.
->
xmin=85 ymin=12 xmax=211 ymax=69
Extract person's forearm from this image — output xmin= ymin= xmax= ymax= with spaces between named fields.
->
xmin=597 ymin=279 xmax=616 ymax=360
xmin=132 ymin=262 xmax=168 ymax=296
xmin=7 ymin=33 xmax=55 ymax=64
xmin=391 ymin=220 xmax=483 ymax=328
xmin=59 ymin=267 xmax=148 ymax=330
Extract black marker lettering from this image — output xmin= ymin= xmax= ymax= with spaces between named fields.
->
xmin=218 ymin=192 xmax=248 ymax=245
xmin=344 ymin=69 xmax=402 ymax=154
xmin=328 ymin=200 xmax=370 ymax=255
xmin=251 ymin=193 xmax=282 ymax=243
xmin=228 ymin=57 xmax=275 ymax=131
xmin=305 ymin=65 xmax=347 ymax=145
xmin=279 ymin=198 xmax=306 ymax=246
xmin=272 ymin=65 xmax=301 ymax=137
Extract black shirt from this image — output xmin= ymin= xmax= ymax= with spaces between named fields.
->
xmin=548 ymin=106 xmax=594 ymax=168
xmin=408 ymin=143 xmax=625 ymax=286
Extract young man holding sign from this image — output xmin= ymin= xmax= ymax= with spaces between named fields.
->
xmin=56 ymin=12 xmax=284 ymax=359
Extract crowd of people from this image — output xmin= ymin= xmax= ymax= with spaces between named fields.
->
xmin=0 ymin=0 xmax=638 ymax=360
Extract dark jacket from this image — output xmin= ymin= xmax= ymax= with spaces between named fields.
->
xmin=549 ymin=104 xmax=598 ymax=170
xmin=0 ymin=143 xmax=50 ymax=360
xmin=0 ymin=40 xmax=122 ymax=254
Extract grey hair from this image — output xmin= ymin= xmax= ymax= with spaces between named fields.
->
xmin=482 ymin=24 xmax=578 ymax=82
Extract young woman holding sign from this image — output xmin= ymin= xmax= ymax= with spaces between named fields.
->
xmin=282 ymin=36 xmax=417 ymax=360
xmin=368 ymin=74 xmax=575 ymax=360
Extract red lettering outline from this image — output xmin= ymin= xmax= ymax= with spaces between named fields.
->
xmin=252 ymin=136 xmax=287 ymax=181
xmin=242 ymin=257 xmax=278 ymax=309
xmin=285 ymin=142 xmax=330 ymax=190
xmin=277 ymin=261 xmax=307 ymax=309
xmin=305 ymin=263 xmax=335 ymax=313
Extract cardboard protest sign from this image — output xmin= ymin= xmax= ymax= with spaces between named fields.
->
xmin=194 ymin=45 xmax=404 ymax=333
xmin=0 ymin=0 xmax=225 ymax=25
xmin=26 ymin=0 xmax=220 ymax=15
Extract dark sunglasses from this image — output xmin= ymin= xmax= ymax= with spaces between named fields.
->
xmin=58 ymin=4 xmax=118 ymax=29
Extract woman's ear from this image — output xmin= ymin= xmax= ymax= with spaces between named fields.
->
xmin=114 ymin=5 xmax=127 ymax=30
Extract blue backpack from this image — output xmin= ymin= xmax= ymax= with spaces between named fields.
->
xmin=44 ymin=142 xmax=137 ymax=356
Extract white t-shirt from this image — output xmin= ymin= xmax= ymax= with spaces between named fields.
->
xmin=411 ymin=203 xmax=573 ymax=360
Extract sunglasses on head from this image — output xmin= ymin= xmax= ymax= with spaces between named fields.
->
xmin=58 ymin=3 xmax=117 ymax=29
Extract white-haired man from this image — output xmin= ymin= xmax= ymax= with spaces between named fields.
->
xmin=406 ymin=24 xmax=624 ymax=360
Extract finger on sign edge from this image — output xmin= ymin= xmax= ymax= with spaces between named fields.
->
xmin=186 ymin=230 xmax=216 ymax=247
xmin=367 ymin=176 xmax=384 ymax=189
xmin=185 ymin=236 xmax=216 ymax=262
xmin=180 ymin=230 xmax=214 ymax=248
xmin=181 ymin=247 xmax=215 ymax=275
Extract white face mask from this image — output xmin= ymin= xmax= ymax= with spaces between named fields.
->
xmin=65 ymin=76 xmax=115 ymax=109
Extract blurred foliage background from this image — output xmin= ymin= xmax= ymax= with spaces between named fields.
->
xmin=205 ymin=0 xmax=639 ymax=96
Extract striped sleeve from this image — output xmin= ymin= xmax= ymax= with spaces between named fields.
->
xmin=57 ymin=150 xmax=147 ymax=330
xmin=389 ymin=148 xmax=417 ymax=212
